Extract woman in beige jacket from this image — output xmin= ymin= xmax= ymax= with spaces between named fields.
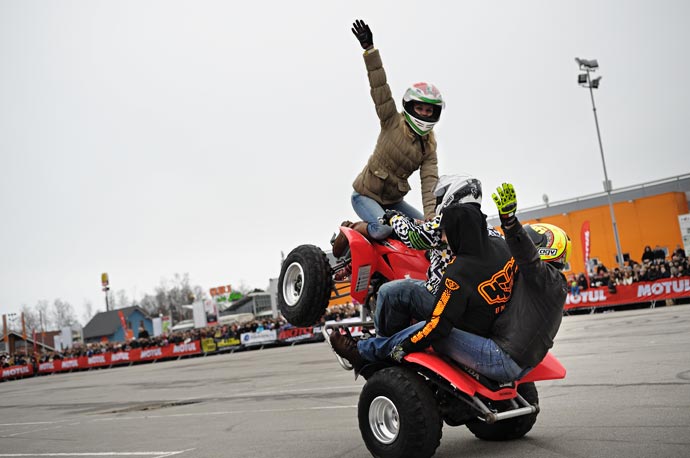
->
xmin=347 ymin=19 xmax=444 ymax=243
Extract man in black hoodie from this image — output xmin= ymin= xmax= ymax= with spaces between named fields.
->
xmin=330 ymin=201 xmax=517 ymax=374
xmin=433 ymin=183 xmax=570 ymax=381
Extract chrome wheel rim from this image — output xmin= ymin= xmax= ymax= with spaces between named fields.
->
xmin=282 ymin=262 xmax=304 ymax=307
xmin=369 ymin=396 xmax=399 ymax=444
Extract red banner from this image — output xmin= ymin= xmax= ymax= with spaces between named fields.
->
xmin=37 ymin=340 xmax=201 ymax=374
xmin=118 ymin=310 xmax=127 ymax=332
xmin=580 ymin=220 xmax=591 ymax=281
xmin=566 ymin=278 xmax=690 ymax=310
xmin=1 ymin=364 xmax=34 ymax=380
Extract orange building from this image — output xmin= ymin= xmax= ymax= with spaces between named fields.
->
xmin=487 ymin=174 xmax=690 ymax=276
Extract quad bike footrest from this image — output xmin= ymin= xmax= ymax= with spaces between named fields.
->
xmin=471 ymin=392 xmax=540 ymax=424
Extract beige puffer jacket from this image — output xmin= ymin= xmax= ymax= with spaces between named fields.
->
xmin=352 ymin=49 xmax=439 ymax=219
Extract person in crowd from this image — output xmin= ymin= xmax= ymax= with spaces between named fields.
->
xmin=648 ymin=264 xmax=661 ymax=281
xmin=673 ymin=244 xmax=687 ymax=260
xmin=332 ymin=19 xmax=444 ymax=256
xmin=569 ymin=275 xmax=580 ymax=296
xmin=653 ymin=245 xmax=667 ymax=264
xmin=641 ymin=245 xmax=655 ymax=264
xmin=330 ymin=199 xmax=516 ymax=378
xmin=622 ymin=270 xmax=634 ymax=285
xmin=577 ymin=272 xmax=589 ymax=290
xmin=137 ymin=325 xmax=150 ymax=339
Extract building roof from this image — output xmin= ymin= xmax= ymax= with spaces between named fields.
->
xmin=83 ymin=306 xmax=150 ymax=339
xmin=487 ymin=174 xmax=690 ymax=227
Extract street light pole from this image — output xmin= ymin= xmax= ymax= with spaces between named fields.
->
xmin=576 ymin=58 xmax=625 ymax=269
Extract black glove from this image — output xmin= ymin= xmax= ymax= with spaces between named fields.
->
xmin=379 ymin=209 xmax=404 ymax=226
xmin=351 ymin=19 xmax=373 ymax=50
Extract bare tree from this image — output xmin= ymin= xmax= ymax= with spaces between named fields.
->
xmin=51 ymin=299 xmax=78 ymax=328
xmin=35 ymin=300 xmax=52 ymax=331
xmin=20 ymin=305 xmax=40 ymax=332
xmin=113 ymin=289 xmax=131 ymax=310
xmin=82 ymin=300 xmax=95 ymax=325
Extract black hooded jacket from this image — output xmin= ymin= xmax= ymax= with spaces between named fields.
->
xmin=490 ymin=221 xmax=568 ymax=368
xmin=401 ymin=203 xmax=516 ymax=354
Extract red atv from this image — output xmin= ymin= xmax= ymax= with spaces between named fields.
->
xmin=277 ymin=224 xmax=429 ymax=327
xmin=279 ymin=224 xmax=567 ymax=457
xmin=322 ymin=322 xmax=567 ymax=458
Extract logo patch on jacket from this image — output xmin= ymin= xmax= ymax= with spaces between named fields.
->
xmin=478 ymin=258 xmax=517 ymax=305
xmin=444 ymin=278 xmax=460 ymax=290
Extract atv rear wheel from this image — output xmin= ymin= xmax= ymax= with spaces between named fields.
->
xmin=466 ymin=382 xmax=539 ymax=441
xmin=358 ymin=367 xmax=442 ymax=458
xmin=278 ymin=244 xmax=333 ymax=327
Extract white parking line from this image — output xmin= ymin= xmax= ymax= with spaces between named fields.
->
xmin=0 ymin=450 xmax=194 ymax=457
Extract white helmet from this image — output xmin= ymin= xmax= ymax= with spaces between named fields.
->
xmin=433 ymin=174 xmax=482 ymax=215
xmin=402 ymin=82 xmax=445 ymax=136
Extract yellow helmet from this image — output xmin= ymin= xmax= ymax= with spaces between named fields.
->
xmin=524 ymin=223 xmax=572 ymax=269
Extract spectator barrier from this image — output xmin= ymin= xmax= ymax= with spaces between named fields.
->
xmin=566 ymin=277 xmax=690 ymax=311
xmin=14 ymin=279 xmax=685 ymax=382
xmin=1 ymin=363 xmax=34 ymax=381
xmin=1 ymin=323 xmax=334 ymax=383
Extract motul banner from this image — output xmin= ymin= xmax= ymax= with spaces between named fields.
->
xmin=37 ymin=341 xmax=201 ymax=374
xmin=277 ymin=325 xmax=323 ymax=343
xmin=580 ymin=220 xmax=591 ymax=281
xmin=566 ymin=278 xmax=690 ymax=310
xmin=1 ymin=364 xmax=34 ymax=380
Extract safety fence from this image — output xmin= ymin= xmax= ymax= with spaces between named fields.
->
xmin=1 ymin=324 xmax=326 ymax=383
xmin=565 ymin=277 xmax=690 ymax=311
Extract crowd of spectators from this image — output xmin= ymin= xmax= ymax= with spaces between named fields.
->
xmin=1 ymin=352 xmax=36 ymax=368
xmin=568 ymin=244 xmax=688 ymax=295
xmin=30 ymin=317 xmax=290 ymax=363
xmin=322 ymin=303 xmax=358 ymax=321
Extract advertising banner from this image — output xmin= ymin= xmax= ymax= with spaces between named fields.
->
xmin=565 ymin=278 xmax=690 ymax=310
xmin=277 ymin=325 xmax=323 ymax=344
xmin=581 ymin=220 xmax=591 ymax=280
xmin=1 ymin=364 xmax=34 ymax=380
xmin=215 ymin=337 xmax=241 ymax=351
xmin=679 ymin=213 xmax=690 ymax=255
xmin=37 ymin=341 xmax=202 ymax=374
xmin=240 ymin=330 xmax=277 ymax=346
xmin=204 ymin=300 xmax=218 ymax=327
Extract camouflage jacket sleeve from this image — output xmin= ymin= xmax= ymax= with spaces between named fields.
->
xmin=390 ymin=214 xmax=443 ymax=250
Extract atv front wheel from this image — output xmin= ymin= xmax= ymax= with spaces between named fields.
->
xmin=278 ymin=244 xmax=332 ymax=327
xmin=358 ymin=367 xmax=442 ymax=458
xmin=466 ymin=382 xmax=539 ymax=441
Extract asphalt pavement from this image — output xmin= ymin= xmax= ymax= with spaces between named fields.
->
xmin=1 ymin=304 xmax=689 ymax=457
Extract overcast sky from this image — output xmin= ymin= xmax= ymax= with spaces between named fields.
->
xmin=1 ymin=0 xmax=689 ymax=324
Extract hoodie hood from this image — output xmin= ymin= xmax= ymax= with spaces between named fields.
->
xmin=440 ymin=203 xmax=488 ymax=256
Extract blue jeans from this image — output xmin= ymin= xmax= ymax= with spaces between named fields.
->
xmin=358 ymin=324 xmax=528 ymax=383
xmin=358 ymin=321 xmax=426 ymax=362
xmin=375 ymin=279 xmax=435 ymax=337
xmin=433 ymin=329 xmax=528 ymax=383
xmin=351 ymin=191 xmax=424 ymax=240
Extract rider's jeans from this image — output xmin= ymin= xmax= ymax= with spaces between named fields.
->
xmin=358 ymin=324 xmax=529 ymax=383
xmin=432 ymin=329 xmax=529 ymax=383
xmin=351 ymin=191 xmax=424 ymax=240
xmin=375 ymin=279 xmax=435 ymax=337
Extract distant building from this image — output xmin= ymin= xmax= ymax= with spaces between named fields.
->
xmin=486 ymin=174 xmax=690 ymax=274
xmin=1 ymin=330 xmax=56 ymax=355
xmin=218 ymin=291 xmax=276 ymax=319
xmin=83 ymin=306 xmax=152 ymax=343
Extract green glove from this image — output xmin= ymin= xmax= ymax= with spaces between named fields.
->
xmin=492 ymin=182 xmax=518 ymax=227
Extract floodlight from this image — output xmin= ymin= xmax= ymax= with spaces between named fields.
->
xmin=575 ymin=57 xmax=599 ymax=71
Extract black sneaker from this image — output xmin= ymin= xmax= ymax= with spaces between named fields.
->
xmin=329 ymin=330 xmax=365 ymax=372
